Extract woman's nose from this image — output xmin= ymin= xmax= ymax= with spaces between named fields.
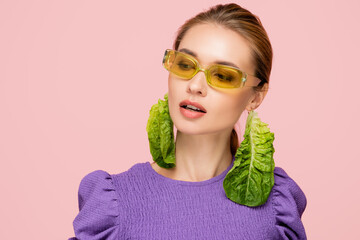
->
xmin=186 ymin=70 xmax=208 ymax=96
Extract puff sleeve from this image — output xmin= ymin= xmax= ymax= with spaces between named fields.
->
xmin=272 ymin=167 xmax=307 ymax=240
xmin=69 ymin=170 xmax=120 ymax=240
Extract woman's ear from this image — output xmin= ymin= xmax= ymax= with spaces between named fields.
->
xmin=245 ymin=83 xmax=269 ymax=111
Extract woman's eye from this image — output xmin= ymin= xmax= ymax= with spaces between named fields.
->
xmin=177 ymin=61 xmax=194 ymax=70
xmin=215 ymin=73 xmax=233 ymax=82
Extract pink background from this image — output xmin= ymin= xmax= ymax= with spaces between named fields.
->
xmin=1 ymin=0 xmax=359 ymax=239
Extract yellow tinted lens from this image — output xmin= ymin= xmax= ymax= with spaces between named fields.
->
xmin=164 ymin=50 xmax=197 ymax=79
xmin=208 ymin=65 xmax=242 ymax=88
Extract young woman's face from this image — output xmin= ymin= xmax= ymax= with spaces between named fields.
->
xmin=168 ymin=23 xmax=260 ymax=136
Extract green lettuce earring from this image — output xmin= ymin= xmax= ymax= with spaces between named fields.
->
xmin=223 ymin=110 xmax=275 ymax=207
xmin=146 ymin=94 xmax=275 ymax=207
xmin=146 ymin=93 xmax=176 ymax=168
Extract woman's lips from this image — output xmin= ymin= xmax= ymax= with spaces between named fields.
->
xmin=179 ymin=100 xmax=207 ymax=113
xmin=179 ymin=100 xmax=207 ymax=119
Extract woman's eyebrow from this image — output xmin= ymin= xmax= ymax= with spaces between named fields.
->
xmin=214 ymin=60 xmax=239 ymax=69
xmin=179 ymin=48 xmax=197 ymax=57
xmin=178 ymin=48 xmax=240 ymax=69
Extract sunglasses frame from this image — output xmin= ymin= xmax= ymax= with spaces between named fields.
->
xmin=162 ymin=49 xmax=260 ymax=89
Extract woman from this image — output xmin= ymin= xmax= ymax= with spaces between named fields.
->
xmin=70 ymin=3 xmax=307 ymax=239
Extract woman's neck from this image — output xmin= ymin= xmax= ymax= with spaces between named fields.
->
xmin=168 ymin=129 xmax=233 ymax=182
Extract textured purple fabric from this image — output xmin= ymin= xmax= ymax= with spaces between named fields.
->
xmin=70 ymin=159 xmax=307 ymax=239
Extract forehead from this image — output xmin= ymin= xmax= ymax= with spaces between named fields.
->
xmin=178 ymin=23 xmax=255 ymax=73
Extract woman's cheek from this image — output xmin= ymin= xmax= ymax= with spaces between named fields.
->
xmin=168 ymin=79 xmax=181 ymax=128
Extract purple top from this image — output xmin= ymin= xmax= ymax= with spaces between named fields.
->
xmin=70 ymin=159 xmax=307 ymax=239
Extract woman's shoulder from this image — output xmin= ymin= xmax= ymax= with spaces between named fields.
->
xmin=110 ymin=161 xmax=152 ymax=184
xmin=273 ymin=167 xmax=307 ymax=212
xmin=71 ymin=162 xmax=150 ymax=239
xmin=71 ymin=170 xmax=120 ymax=239
xmin=77 ymin=161 xmax=151 ymax=200
xmin=270 ymin=166 xmax=307 ymax=239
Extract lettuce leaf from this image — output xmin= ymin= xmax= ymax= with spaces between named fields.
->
xmin=223 ymin=111 xmax=275 ymax=207
xmin=146 ymin=93 xmax=176 ymax=168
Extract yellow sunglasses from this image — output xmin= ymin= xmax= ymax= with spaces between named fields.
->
xmin=162 ymin=49 xmax=260 ymax=89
